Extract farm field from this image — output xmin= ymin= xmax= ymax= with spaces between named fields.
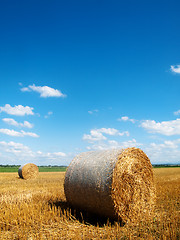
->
xmin=0 ymin=166 xmax=67 ymax=173
xmin=0 ymin=168 xmax=179 ymax=239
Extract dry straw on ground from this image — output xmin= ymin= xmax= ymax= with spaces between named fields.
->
xmin=18 ymin=163 xmax=39 ymax=180
xmin=64 ymin=147 xmax=156 ymax=223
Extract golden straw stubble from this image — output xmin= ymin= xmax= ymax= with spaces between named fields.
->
xmin=18 ymin=163 xmax=39 ymax=180
xmin=64 ymin=147 xmax=156 ymax=223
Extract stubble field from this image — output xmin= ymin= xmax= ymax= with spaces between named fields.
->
xmin=0 ymin=168 xmax=179 ymax=239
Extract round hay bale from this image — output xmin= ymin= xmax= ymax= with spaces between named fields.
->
xmin=18 ymin=163 xmax=39 ymax=180
xmin=64 ymin=147 xmax=155 ymax=222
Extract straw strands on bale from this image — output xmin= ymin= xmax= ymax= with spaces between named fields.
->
xmin=18 ymin=163 xmax=39 ymax=180
xmin=64 ymin=147 xmax=156 ymax=222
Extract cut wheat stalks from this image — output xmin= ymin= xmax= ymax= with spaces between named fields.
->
xmin=18 ymin=163 xmax=39 ymax=180
xmin=64 ymin=147 xmax=156 ymax=222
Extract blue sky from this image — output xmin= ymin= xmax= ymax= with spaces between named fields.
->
xmin=0 ymin=0 xmax=180 ymax=165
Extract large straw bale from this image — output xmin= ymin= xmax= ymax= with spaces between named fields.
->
xmin=64 ymin=147 xmax=155 ymax=222
xmin=18 ymin=163 xmax=39 ymax=180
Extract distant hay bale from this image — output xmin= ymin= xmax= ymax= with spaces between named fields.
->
xmin=18 ymin=163 xmax=39 ymax=180
xmin=64 ymin=147 xmax=156 ymax=222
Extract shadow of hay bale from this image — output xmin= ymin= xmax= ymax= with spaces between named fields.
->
xmin=48 ymin=200 xmax=124 ymax=227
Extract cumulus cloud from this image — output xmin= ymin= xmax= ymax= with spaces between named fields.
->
xmin=23 ymin=121 xmax=34 ymax=128
xmin=99 ymin=128 xmax=119 ymax=135
xmin=118 ymin=116 xmax=135 ymax=123
xmin=0 ymin=141 xmax=33 ymax=156
xmin=21 ymin=84 xmax=66 ymax=98
xmin=0 ymin=104 xmax=34 ymax=116
xmin=141 ymin=119 xmax=180 ymax=136
xmin=0 ymin=141 xmax=67 ymax=165
xmin=0 ymin=129 xmax=39 ymax=138
xmin=144 ymin=139 xmax=180 ymax=164
xmin=86 ymin=143 xmax=108 ymax=151
xmin=99 ymin=128 xmax=129 ymax=136
xmin=119 ymin=139 xmax=140 ymax=148
xmin=2 ymin=118 xmax=33 ymax=128
xmin=170 ymin=65 xmax=180 ymax=74
xmin=83 ymin=130 xmax=107 ymax=142
xmin=174 ymin=110 xmax=180 ymax=116
xmin=107 ymin=139 xmax=140 ymax=149
xmin=83 ymin=128 xmax=129 ymax=143
xmin=150 ymin=140 xmax=180 ymax=150
xmin=86 ymin=139 xmax=140 ymax=151
xmin=37 ymin=151 xmax=66 ymax=159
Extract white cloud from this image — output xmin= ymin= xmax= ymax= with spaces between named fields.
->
xmin=119 ymin=139 xmax=140 ymax=148
xmin=118 ymin=116 xmax=135 ymax=123
xmin=83 ymin=130 xmax=107 ymax=142
xmin=20 ymin=130 xmax=39 ymax=138
xmin=99 ymin=128 xmax=129 ymax=136
xmin=0 ymin=129 xmax=39 ymax=138
xmin=150 ymin=140 xmax=179 ymax=150
xmin=86 ymin=143 xmax=108 ymax=151
xmin=21 ymin=84 xmax=66 ymax=98
xmin=2 ymin=118 xmax=33 ymax=128
xmin=108 ymin=140 xmax=119 ymax=147
xmin=108 ymin=139 xmax=140 ymax=149
xmin=0 ymin=141 xmax=33 ymax=156
xmin=83 ymin=128 xmax=129 ymax=143
xmin=37 ymin=151 xmax=66 ymax=158
xmin=0 ymin=104 xmax=34 ymax=116
xmin=88 ymin=109 xmax=99 ymax=114
xmin=85 ymin=136 xmax=180 ymax=164
xmin=170 ymin=65 xmax=180 ymax=74
xmin=119 ymin=131 xmax=130 ymax=136
xmin=45 ymin=111 xmax=53 ymax=119
xmin=0 ymin=141 xmax=68 ymax=165
xmin=99 ymin=128 xmax=119 ymax=135
xmin=86 ymin=139 xmax=140 ymax=151
xmin=141 ymin=119 xmax=180 ymax=136
xmin=53 ymin=152 xmax=66 ymax=157
xmin=2 ymin=118 xmax=19 ymax=126
xmin=144 ymin=139 xmax=180 ymax=164
xmin=174 ymin=110 xmax=180 ymax=116
xmin=23 ymin=121 xmax=34 ymax=128
xmin=0 ymin=129 xmax=23 ymax=137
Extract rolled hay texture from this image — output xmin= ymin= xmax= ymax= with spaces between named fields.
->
xmin=64 ymin=147 xmax=156 ymax=222
xmin=18 ymin=163 xmax=39 ymax=180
